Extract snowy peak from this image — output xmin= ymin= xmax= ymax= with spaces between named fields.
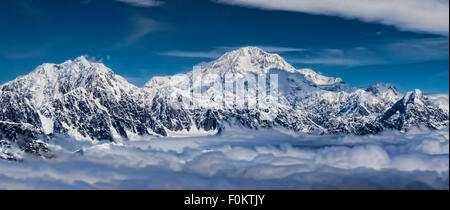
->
xmin=29 ymin=56 xmax=129 ymax=88
xmin=428 ymin=94 xmax=449 ymax=113
xmin=1 ymin=56 xmax=136 ymax=108
xmin=34 ymin=56 xmax=107 ymax=76
xmin=296 ymin=68 xmax=344 ymax=86
xmin=367 ymin=83 xmax=399 ymax=95
xmin=380 ymin=89 xmax=449 ymax=130
xmin=24 ymin=56 xmax=113 ymax=90
xmin=200 ymin=47 xmax=345 ymax=86
xmin=366 ymin=83 xmax=402 ymax=102
xmin=201 ymin=46 xmax=296 ymax=76
xmin=73 ymin=55 xmax=90 ymax=65
xmin=403 ymin=89 xmax=425 ymax=105
xmin=144 ymin=74 xmax=190 ymax=89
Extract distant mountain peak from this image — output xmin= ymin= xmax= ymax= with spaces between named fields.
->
xmin=201 ymin=46 xmax=296 ymax=76
xmin=220 ymin=46 xmax=272 ymax=58
xmin=0 ymin=56 xmax=135 ymax=108
xmin=296 ymin=68 xmax=344 ymax=85
xmin=381 ymin=88 xmax=448 ymax=130
xmin=74 ymin=55 xmax=90 ymax=63
xmin=195 ymin=47 xmax=344 ymax=86
xmin=31 ymin=55 xmax=112 ymax=78
xmin=403 ymin=89 xmax=424 ymax=104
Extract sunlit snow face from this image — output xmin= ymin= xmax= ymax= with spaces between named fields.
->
xmin=187 ymin=65 xmax=279 ymax=121
xmin=0 ymin=128 xmax=448 ymax=190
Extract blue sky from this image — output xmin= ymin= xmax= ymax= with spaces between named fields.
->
xmin=0 ymin=0 xmax=448 ymax=93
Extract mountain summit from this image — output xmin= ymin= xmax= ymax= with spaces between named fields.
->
xmin=202 ymin=47 xmax=296 ymax=75
xmin=0 ymin=47 xmax=448 ymax=160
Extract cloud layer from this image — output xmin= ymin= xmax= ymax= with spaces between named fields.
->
xmin=214 ymin=0 xmax=449 ymax=36
xmin=1 ymin=128 xmax=448 ymax=189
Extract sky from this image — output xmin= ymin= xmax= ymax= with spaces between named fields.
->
xmin=0 ymin=0 xmax=448 ymax=93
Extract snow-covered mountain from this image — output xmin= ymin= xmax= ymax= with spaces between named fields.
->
xmin=1 ymin=47 xmax=448 ymax=159
xmin=381 ymin=89 xmax=449 ymax=130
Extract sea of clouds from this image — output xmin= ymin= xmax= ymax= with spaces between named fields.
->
xmin=0 ymin=127 xmax=448 ymax=190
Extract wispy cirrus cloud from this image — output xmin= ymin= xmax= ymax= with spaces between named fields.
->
xmin=161 ymin=46 xmax=306 ymax=59
xmin=213 ymin=0 xmax=449 ymax=36
xmin=218 ymin=46 xmax=307 ymax=53
xmin=163 ymin=38 xmax=448 ymax=67
xmin=80 ymin=0 xmax=92 ymax=4
xmin=288 ymin=38 xmax=449 ymax=66
xmin=114 ymin=16 xmax=166 ymax=49
xmin=126 ymin=16 xmax=164 ymax=43
xmin=259 ymin=46 xmax=307 ymax=53
xmin=289 ymin=48 xmax=382 ymax=66
xmin=115 ymin=0 xmax=164 ymax=7
xmin=81 ymin=54 xmax=111 ymax=63
xmin=161 ymin=50 xmax=223 ymax=59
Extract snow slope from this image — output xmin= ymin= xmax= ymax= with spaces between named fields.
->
xmin=0 ymin=47 xmax=448 ymax=159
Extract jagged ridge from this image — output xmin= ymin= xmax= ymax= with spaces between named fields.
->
xmin=0 ymin=47 xmax=448 ymax=159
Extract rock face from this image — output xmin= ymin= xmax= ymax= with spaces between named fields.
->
xmin=381 ymin=89 xmax=449 ymax=130
xmin=0 ymin=47 xmax=449 ymax=159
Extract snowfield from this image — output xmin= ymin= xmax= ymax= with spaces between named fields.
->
xmin=0 ymin=127 xmax=448 ymax=190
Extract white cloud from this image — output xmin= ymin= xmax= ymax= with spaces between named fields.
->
xmin=127 ymin=16 xmax=164 ymax=43
xmin=81 ymin=54 xmax=111 ymax=63
xmin=0 ymin=127 xmax=448 ymax=189
xmin=114 ymin=16 xmax=166 ymax=49
xmin=213 ymin=0 xmax=449 ymax=36
xmin=259 ymin=46 xmax=307 ymax=53
xmin=384 ymin=38 xmax=449 ymax=61
xmin=161 ymin=38 xmax=449 ymax=66
xmin=289 ymin=48 xmax=381 ymax=66
xmin=161 ymin=46 xmax=306 ymax=59
xmin=161 ymin=50 xmax=223 ymax=59
xmin=218 ymin=46 xmax=307 ymax=53
xmin=115 ymin=0 xmax=164 ymax=7
xmin=288 ymin=38 xmax=449 ymax=66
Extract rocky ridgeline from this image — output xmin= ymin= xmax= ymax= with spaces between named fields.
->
xmin=0 ymin=47 xmax=448 ymax=160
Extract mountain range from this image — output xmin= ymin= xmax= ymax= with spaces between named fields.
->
xmin=0 ymin=47 xmax=448 ymax=160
